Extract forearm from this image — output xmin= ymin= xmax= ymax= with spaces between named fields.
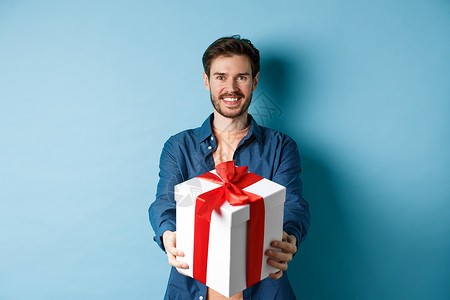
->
xmin=283 ymin=190 xmax=310 ymax=247
xmin=273 ymin=137 xmax=311 ymax=248
xmin=149 ymin=137 xmax=182 ymax=252
xmin=149 ymin=199 xmax=176 ymax=251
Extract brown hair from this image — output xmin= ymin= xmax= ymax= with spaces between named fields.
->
xmin=202 ymin=35 xmax=260 ymax=78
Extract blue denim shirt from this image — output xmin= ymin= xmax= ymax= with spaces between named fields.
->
xmin=149 ymin=114 xmax=310 ymax=300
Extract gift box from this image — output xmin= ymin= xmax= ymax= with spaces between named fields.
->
xmin=175 ymin=161 xmax=285 ymax=297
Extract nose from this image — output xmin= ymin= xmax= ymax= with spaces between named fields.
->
xmin=224 ymin=78 xmax=238 ymax=93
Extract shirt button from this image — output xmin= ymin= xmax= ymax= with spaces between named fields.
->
xmin=208 ymin=146 xmax=212 ymax=150
xmin=199 ymin=296 xmax=204 ymax=300
xmin=211 ymin=136 xmax=214 ymax=140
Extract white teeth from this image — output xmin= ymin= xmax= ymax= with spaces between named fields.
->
xmin=223 ymin=97 xmax=238 ymax=102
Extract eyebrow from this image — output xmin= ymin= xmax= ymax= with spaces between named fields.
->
xmin=212 ymin=72 xmax=250 ymax=76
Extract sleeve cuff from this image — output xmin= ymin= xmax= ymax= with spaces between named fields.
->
xmin=153 ymin=222 xmax=176 ymax=252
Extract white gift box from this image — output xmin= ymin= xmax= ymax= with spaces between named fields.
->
xmin=175 ymin=168 xmax=286 ymax=298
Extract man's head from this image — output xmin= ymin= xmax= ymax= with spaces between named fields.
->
xmin=202 ymin=35 xmax=260 ymax=119
xmin=202 ymin=35 xmax=260 ymax=79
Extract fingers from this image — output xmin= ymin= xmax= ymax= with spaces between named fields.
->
xmin=271 ymin=240 xmax=297 ymax=255
xmin=162 ymin=230 xmax=189 ymax=269
xmin=266 ymin=246 xmax=291 ymax=272
xmin=167 ymin=251 xmax=189 ymax=269
xmin=269 ymin=270 xmax=283 ymax=280
xmin=164 ymin=236 xmax=184 ymax=258
xmin=267 ymin=256 xmax=288 ymax=271
xmin=166 ymin=245 xmax=188 ymax=269
xmin=265 ymin=233 xmax=298 ymax=277
xmin=266 ymin=248 xmax=292 ymax=264
xmin=282 ymin=231 xmax=297 ymax=246
xmin=273 ymin=232 xmax=297 ymax=254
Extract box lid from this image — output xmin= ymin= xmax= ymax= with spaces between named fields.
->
xmin=176 ymin=170 xmax=286 ymax=227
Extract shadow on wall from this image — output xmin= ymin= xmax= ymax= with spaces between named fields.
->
xmin=251 ymin=53 xmax=375 ymax=299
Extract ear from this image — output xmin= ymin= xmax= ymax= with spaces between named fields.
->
xmin=252 ymin=72 xmax=260 ymax=91
xmin=203 ymin=72 xmax=210 ymax=91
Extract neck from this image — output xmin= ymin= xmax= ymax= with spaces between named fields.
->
xmin=212 ymin=110 xmax=249 ymax=132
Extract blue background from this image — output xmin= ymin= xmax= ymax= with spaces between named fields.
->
xmin=1 ymin=1 xmax=449 ymax=299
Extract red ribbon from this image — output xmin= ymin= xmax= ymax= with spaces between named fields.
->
xmin=193 ymin=160 xmax=265 ymax=288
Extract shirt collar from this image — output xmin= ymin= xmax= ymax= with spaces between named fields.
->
xmin=198 ymin=113 xmax=263 ymax=144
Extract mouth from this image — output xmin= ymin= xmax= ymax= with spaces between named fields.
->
xmin=221 ymin=95 xmax=243 ymax=106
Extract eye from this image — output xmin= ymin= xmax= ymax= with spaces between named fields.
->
xmin=216 ymin=76 xmax=225 ymax=80
xmin=237 ymin=76 xmax=247 ymax=81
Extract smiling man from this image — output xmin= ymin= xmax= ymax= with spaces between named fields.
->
xmin=149 ymin=35 xmax=310 ymax=300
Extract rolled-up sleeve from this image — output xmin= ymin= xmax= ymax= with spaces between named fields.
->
xmin=272 ymin=137 xmax=310 ymax=247
xmin=149 ymin=137 xmax=183 ymax=252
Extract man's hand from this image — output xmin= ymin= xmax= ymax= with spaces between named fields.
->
xmin=162 ymin=230 xmax=189 ymax=269
xmin=265 ymin=231 xmax=297 ymax=280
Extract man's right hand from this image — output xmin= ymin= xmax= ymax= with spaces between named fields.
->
xmin=162 ymin=230 xmax=189 ymax=269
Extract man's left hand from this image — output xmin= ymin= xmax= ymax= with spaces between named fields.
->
xmin=265 ymin=231 xmax=297 ymax=280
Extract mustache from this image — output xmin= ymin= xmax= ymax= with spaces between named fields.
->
xmin=220 ymin=92 xmax=244 ymax=98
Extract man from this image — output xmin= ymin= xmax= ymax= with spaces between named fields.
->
xmin=149 ymin=35 xmax=310 ymax=300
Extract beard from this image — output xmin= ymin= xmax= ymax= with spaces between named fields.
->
xmin=210 ymin=91 xmax=253 ymax=119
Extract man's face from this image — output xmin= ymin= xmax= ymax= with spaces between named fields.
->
xmin=203 ymin=55 xmax=259 ymax=119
